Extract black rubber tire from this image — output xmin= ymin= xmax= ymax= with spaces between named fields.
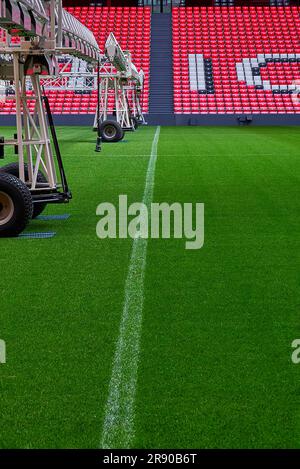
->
xmin=0 ymin=172 xmax=33 ymax=237
xmin=131 ymin=116 xmax=139 ymax=130
xmin=100 ymin=120 xmax=124 ymax=143
xmin=0 ymin=162 xmax=47 ymax=218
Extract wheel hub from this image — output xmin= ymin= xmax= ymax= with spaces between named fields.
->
xmin=105 ymin=125 xmax=117 ymax=139
xmin=0 ymin=191 xmax=14 ymax=225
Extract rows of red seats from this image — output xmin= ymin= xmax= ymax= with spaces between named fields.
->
xmin=173 ymin=6 xmax=300 ymax=114
xmin=0 ymin=28 xmax=22 ymax=45
xmin=0 ymin=28 xmax=5 ymax=43
xmin=0 ymin=7 xmax=151 ymax=115
xmin=1 ymin=7 xmax=300 ymax=116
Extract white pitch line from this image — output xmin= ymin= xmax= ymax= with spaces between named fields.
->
xmin=101 ymin=126 xmax=161 ymax=449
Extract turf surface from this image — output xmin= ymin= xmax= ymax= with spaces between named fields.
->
xmin=0 ymin=125 xmax=299 ymax=448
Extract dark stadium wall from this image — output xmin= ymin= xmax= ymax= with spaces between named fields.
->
xmin=1 ymin=114 xmax=300 ymax=126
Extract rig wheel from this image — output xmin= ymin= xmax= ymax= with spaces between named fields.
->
xmin=100 ymin=120 xmax=124 ymax=143
xmin=0 ymin=162 xmax=47 ymax=218
xmin=131 ymin=117 xmax=139 ymax=130
xmin=0 ymin=173 xmax=33 ymax=237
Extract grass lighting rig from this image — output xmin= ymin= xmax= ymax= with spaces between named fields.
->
xmin=0 ymin=0 xmax=101 ymax=237
xmin=40 ymin=32 xmax=146 ymax=144
xmin=93 ymin=32 xmax=146 ymax=143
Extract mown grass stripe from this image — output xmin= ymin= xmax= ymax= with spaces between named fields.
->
xmin=101 ymin=126 xmax=161 ymax=449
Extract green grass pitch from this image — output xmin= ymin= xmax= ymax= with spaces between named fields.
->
xmin=0 ymin=125 xmax=300 ymax=448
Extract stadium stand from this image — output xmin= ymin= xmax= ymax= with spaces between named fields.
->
xmin=1 ymin=4 xmax=299 ymax=122
xmin=173 ymin=6 xmax=300 ymax=114
xmin=68 ymin=6 xmax=151 ymax=114
xmin=0 ymin=6 xmax=151 ymax=115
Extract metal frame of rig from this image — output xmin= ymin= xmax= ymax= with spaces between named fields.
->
xmin=0 ymin=0 xmax=145 ymax=236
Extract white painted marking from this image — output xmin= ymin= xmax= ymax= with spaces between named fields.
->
xmin=189 ymin=53 xmax=206 ymax=91
xmin=101 ymin=126 xmax=161 ymax=449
